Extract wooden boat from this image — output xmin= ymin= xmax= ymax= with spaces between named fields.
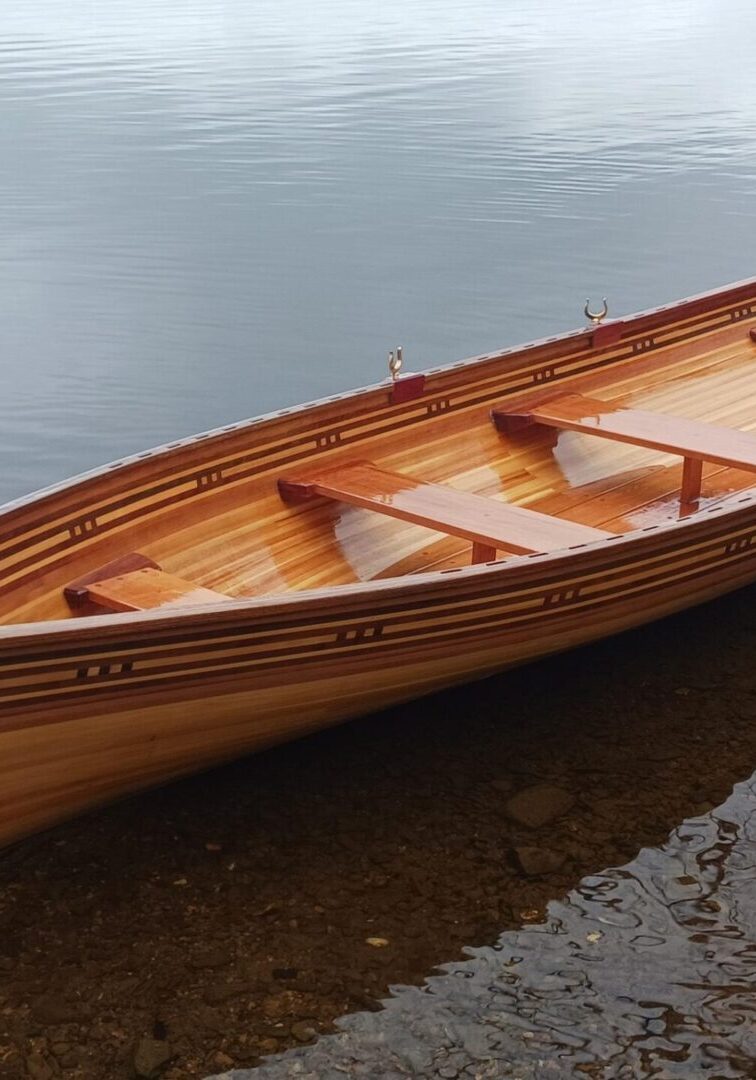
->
xmin=3 ymin=277 xmax=756 ymax=847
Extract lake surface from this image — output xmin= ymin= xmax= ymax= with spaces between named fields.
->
xmin=2 ymin=0 xmax=756 ymax=504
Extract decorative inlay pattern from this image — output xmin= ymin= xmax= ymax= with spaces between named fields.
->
xmin=543 ymin=585 xmax=581 ymax=608
xmin=3 ymin=282 xmax=756 ymax=604
xmin=5 ymin=278 xmax=756 ymax=850
xmin=335 ymin=624 xmax=384 ymax=645
xmin=632 ymin=337 xmax=655 ymax=354
xmin=315 ymin=430 xmax=342 ymax=449
xmin=724 ymin=534 xmax=756 ymax=556
xmin=533 ymin=365 xmax=556 ymax=384
xmin=1 ymin=516 xmax=755 ymax=726
xmin=68 ymin=516 xmax=99 ymax=541
xmin=76 ymin=661 xmax=134 ymax=680
xmin=197 ymin=468 xmax=223 ymax=490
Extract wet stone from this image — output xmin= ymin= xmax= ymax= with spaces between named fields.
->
xmin=290 ymin=1021 xmax=317 ymax=1043
xmin=511 ymin=846 xmax=567 ymax=878
xmin=25 ymin=1054 xmax=55 ymax=1080
xmin=505 ymin=784 xmax=575 ymax=828
xmin=133 ymin=1036 xmax=173 ymax=1078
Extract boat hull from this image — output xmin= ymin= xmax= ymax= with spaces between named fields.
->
xmin=2 ymin=496 xmax=755 ymax=846
xmin=5 ymin=276 xmax=756 ymax=844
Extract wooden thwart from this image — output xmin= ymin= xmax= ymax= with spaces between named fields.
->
xmin=492 ymin=392 xmax=756 ymax=508
xmin=65 ymin=554 xmax=229 ymax=613
xmin=278 ymin=462 xmax=612 ymax=562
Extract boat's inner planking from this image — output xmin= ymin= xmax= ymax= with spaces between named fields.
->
xmin=4 ymin=313 xmax=756 ymax=625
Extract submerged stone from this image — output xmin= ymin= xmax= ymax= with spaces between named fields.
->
xmin=133 ymin=1037 xmax=173 ymax=1078
xmin=511 ymin=846 xmax=567 ymax=877
xmin=504 ymin=784 xmax=575 ymax=828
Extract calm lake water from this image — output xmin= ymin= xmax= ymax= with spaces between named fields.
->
xmin=2 ymin=0 xmax=756 ymax=504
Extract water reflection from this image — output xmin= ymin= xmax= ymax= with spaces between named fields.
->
xmin=244 ymin=772 xmax=756 ymax=1079
xmin=2 ymin=1 xmax=756 ymax=502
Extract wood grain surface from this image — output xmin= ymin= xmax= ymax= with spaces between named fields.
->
xmin=2 ymin=277 xmax=756 ymax=844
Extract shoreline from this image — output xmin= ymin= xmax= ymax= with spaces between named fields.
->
xmin=1 ymin=585 xmax=754 ymax=1078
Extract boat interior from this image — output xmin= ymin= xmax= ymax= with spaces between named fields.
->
xmin=5 ymin=313 xmax=756 ymax=626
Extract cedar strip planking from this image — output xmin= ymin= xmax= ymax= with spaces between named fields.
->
xmin=2 ymin=278 xmax=756 ymax=844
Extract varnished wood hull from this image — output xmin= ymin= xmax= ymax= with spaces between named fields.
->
xmin=3 ymin=278 xmax=756 ymax=845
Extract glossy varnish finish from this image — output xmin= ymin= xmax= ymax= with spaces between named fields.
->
xmin=3 ymin=278 xmax=756 ymax=844
xmin=86 ymin=567 xmax=229 ymax=613
xmin=494 ymin=391 xmax=756 ymax=467
xmin=278 ymin=462 xmax=612 ymax=560
xmin=493 ymin=391 xmax=756 ymax=509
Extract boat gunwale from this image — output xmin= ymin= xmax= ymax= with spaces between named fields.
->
xmin=2 ymin=485 xmax=755 ymax=648
xmin=2 ymin=275 xmax=756 ymax=644
xmin=1 ymin=273 xmax=755 ymax=522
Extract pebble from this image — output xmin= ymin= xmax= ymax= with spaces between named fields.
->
xmin=505 ymin=784 xmax=575 ymax=828
xmin=290 ymin=1021 xmax=317 ymax=1043
xmin=512 ymin=846 xmax=567 ymax=878
xmin=25 ymin=1054 xmax=54 ymax=1080
xmin=519 ymin=908 xmax=543 ymax=922
xmin=133 ymin=1036 xmax=173 ymax=1078
xmin=262 ymin=996 xmax=288 ymax=1020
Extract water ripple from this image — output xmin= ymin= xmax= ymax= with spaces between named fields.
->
xmin=226 ymin=773 xmax=756 ymax=1079
xmin=2 ymin=0 xmax=756 ymax=503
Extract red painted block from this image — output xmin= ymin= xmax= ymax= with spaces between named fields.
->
xmin=591 ymin=321 xmax=624 ymax=349
xmin=390 ymin=374 xmax=426 ymax=404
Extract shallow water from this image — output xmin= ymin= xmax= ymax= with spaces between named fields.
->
xmin=2 ymin=586 xmax=755 ymax=1078
xmin=2 ymin=0 xmax=756 ymax=502
xmin=223 ymin=770 xmax=756 ymax=1079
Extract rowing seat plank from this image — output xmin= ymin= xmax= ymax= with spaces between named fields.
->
xmin=65 ymin=553 xmax=230 ymax=613
xmin=278 ymin=462 xmax=611 ymax=562
xmin=64 ymin=552 xmax=160 ymax=607
xmin=85 ymin=567 xmax=229 ymax=613
xmin=492 ymin=392 xmax=756 ymax=507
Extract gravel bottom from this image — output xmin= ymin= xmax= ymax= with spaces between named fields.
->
xmin=0 ymin=585 xmax=754 ymax=1079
